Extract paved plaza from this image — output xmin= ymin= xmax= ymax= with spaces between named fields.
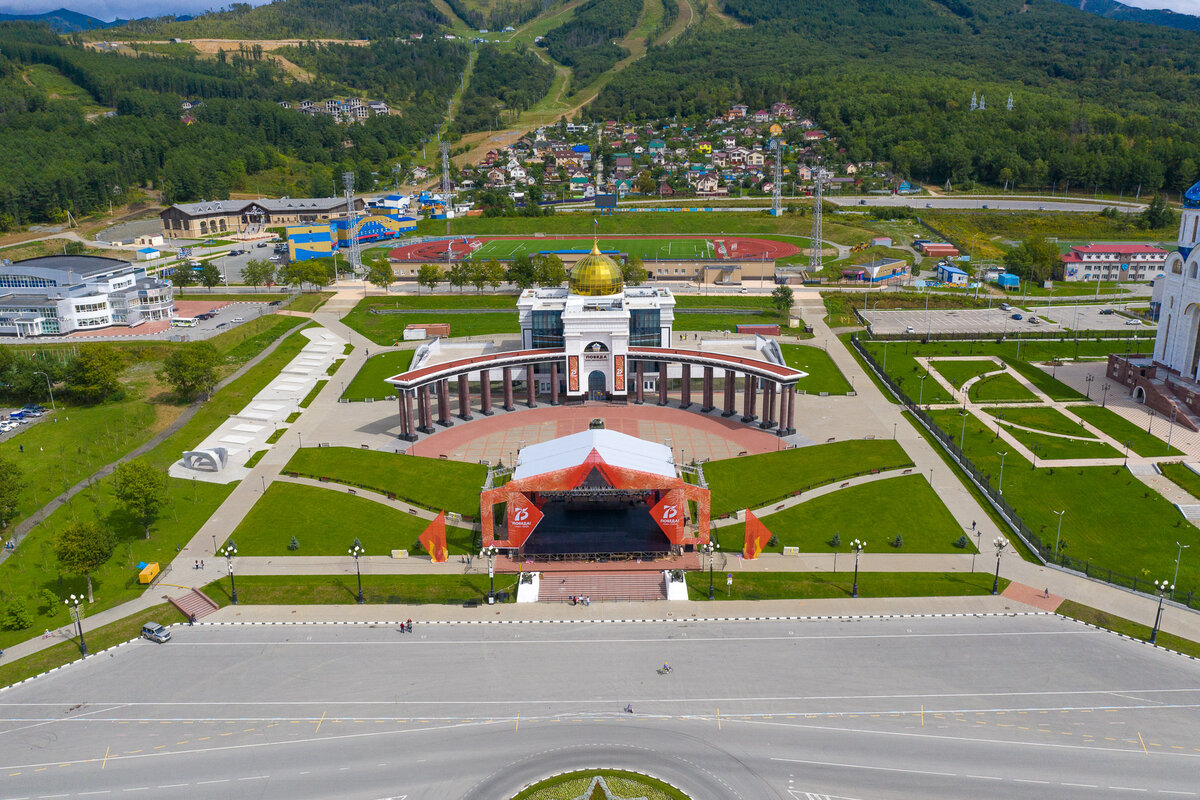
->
xmin=864 ymin=305 xmax=1156 ymax=336
xmin=2 ymin=615 xmax=1197 ymax=800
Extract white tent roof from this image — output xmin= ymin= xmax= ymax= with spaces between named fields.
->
xmin=513 ymin=429 xmax=674 ymax=481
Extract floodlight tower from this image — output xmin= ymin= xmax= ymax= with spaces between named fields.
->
xmin=809 ymin=169 xmax=824 ymax=274
xmin=970 ymin=91 xmax=978 ymax=111
xmin=1006 ymin=92 xmax=1014 ymax=111
xmin=342 ymin=171 xmax=362 ymax=275
xmin=440 ymin=141 xmax=452 ymax=235
xmin=771 ymin=139 xmax=784 ymax=217
xmin=979 ymin=93 xmax=986 ymax=111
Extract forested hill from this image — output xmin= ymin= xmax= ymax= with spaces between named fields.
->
xmin=115 ymin=0 xmax=446 ymax=40
xmin=1050 ymin=0 xmax=1200 ymax=34
xmin=0 ymin=9 xmax=114 ymax=32
xmin=590 ymin=0 xmax=1200 ymax=193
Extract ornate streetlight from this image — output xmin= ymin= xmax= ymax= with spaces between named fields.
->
xmin=991 ymin=536 xmax=1008 ymax=595
xmin=701 ymin=540 xmax=720 ymax=600
xmin=221 ymin=541 xmax=238 ymax=605
xmin=349 ymin=540 xmax=365 ymax=604
xmin=482 ymin=545 xmax=498 ymax=604
xmin=1150 ymin=579 xmax=1173 ymax=645
xmin=64 ymin=593 xmax=87 ymax=656
xmin=851 ymin=539 xmax=865 ymax=598
xmin=996 ymin=450 xmax=1008 ymax=494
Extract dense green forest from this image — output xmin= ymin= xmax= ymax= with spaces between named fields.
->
xmin=114 ymin=0 xmax=446 ymax=40
xmin=591 ymin=0 xmax=1200 ymax=193
xmin=450 ymin=44 xmax=554 ymax=135
xmin=541 ymin=0 xmax=642 ymax=86
xmin=0 ymin=24 xmax=463 ymax=227
xmin=280 ymin=39 xmax=468 ymax=106
xmin=443 ymin=0 xmax=560 ymax=31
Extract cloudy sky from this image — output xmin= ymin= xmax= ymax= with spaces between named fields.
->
xmin=0 ymin=0 xmax=1197 ymax=22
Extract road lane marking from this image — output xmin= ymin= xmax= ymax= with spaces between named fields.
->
xmin=1140 ymin=732 xmax=1150 ymax=755
xmin=101 ymin=746 xmax=109 ymax=771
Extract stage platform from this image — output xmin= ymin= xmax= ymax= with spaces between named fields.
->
xmin=494 ymin=552 xmax=700 ymax=574
xmin=522 ymin=501 xmax=669 ymax=556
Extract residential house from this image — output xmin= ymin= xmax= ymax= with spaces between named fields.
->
xmin=696 ymin=141 xmax=712 ymax=154
xmin=486 ymin=168 xmax=506 ymax=186
xmin=722 ymin=135 xmax=737 ymax=149
xmin=696 ymin=175 xmax=723 ymax=194
xmin=729 ymin=104 xmax=748 ymax=118
xmin=368 ymin=100 xmax=390 ymax=115
xmin=753 ymin=109 xmax=770 ymax=123
xmin=278 ymin=101 xmax=292 ymax=109
xmin=657 ymin=182 xmax=675 ymax=196
xmin=799 ymin=117 xmax=816 ymax=129
xmin=803 ymin=130 xmax=828 ymax=141
xmin=711 ymin=151 xmax=728 ymax=168
xmin=771 ymin=102 xmax=794 ymax=119
xmin=746 ymin=150 xmax=765 ymax=167
xmin=844 ymin=163 xmax=858 ymax=175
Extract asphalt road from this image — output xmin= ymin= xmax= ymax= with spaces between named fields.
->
xmin=1 ymin=615 xmax=1197 ymax=800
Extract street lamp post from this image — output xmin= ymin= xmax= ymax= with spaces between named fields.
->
xmin=482 ymin=545 xmax=497 ymax=603
xmin=996 ymin=451 xmax=1007 ymax=494
xmin=1148 ymin=408 xmax=1156 ymax=435
xmin=1150 ymin=579 xmax=1173 ymax=644
xmin=1173 ymin=542 xmax=1190 ymax=600
xmin=1123 ymin=440 xmax=1131 ymax=468
xmin=1168 ymin=407 xmax=1178 ymax=453
xmin=350 ymin=541 xmax=365 ymax=604
xmin=919 ymin=374 xmax=928 ymax=406
xmin=850 ymin=539 xmax=865 ymax=598
xmin=991 ymin=536 xmax=1008 ymax=595
xmin=221 ymin=541 xmax=238 ymax=605
xmin=702 ymin=541 xmax=719 ymax=600
xmin=1101 ymin=383 xmax=1110 ymax=408
xmin=1053 ymin=509 xmax=1066 ymax=562
xmin=33 ymin=371 xmax=56 ymax=410
xmin=64 ymin=593 xmax=87 ymax=656
xmin=1084 ymin=374 xmax=1094 ymax=399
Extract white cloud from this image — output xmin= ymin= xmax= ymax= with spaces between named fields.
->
xmin=1118 ymin=0 xmax=1200 ymax=15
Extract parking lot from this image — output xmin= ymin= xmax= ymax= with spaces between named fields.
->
xmin=197 ymin=242 xmax=286 ymax=284
xmin=168 ymin=299 xmax=276 ymax=339
xmin=865 ymin=304 xmax=1157 ymax=335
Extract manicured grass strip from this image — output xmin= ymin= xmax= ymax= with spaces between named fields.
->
xmin=1159 ymin=462 xmax=1200 ymax=499
xmin=969 ymin=373 xmax=1039 ymax=403
xmin=351 ymin=294 xmax=518 ymax=310
xmin=209 ymin=315 xmax=304 ymax=365
xmin=284 ymin=447 xmax=487 ymax=517
xmin=325 ymin=359 xmax=344 ymax=376
xmin=713 ymin=475 xmax=970 ymax=554
xmin=1057 ymin=600 xmax=1200 ymax=660
xmin=343 ymin=297 xmax=519 ymax=345
xmin=703 ymin=439 xmax=913 ymax=517
xmin=206 ymin=574 xmax=516 ymax=605
xmin=244 ymin=450 xmax=267 ymax=468
xmin=926 ymin=409 xmax=1200 ymax=590
xmin=1003 ymin=358 xmax=1088 ymax=401
xmin=0 ymin=603 xmax=188 ymax=690
xmin=298 ymin=380 xmax=326 ymax=408
xmin=287 ymin=291 xmax=335 ymax=312
xmin=512 ymin=770 xmax=689 ymax=800
xmin=1001 ymin=427 xmax=1121 ymax=460
xmin=285 ymin=412 xmax=301 ymax=423
xmin=1070 ymin=405 xmax=1183 ymax=457
xmin=342 ymin=350 xmax=414 ymax=401
xmin=981 ymin=405 xmax=1095 ymax=437
xmin=673 ymin=308 xmax=791 ymax=332
xmin=674 ymin=295 xmax=776 ymax=309
xmin=227 ymin=482 xmax=475 ymax=556
xmin=265 ymin=429 xmax=285 ymax=444
xmin=930 ymin=358 xmax=1002 ymax=389
xmin=780 ymin=343 xmax=852 ymax=394
xmin=685 ymin=571 xmax=1006 ymax=601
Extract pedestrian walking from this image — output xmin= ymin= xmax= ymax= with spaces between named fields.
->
xmin=1044 ymin=587 xmax=1050 ymax=598
xmin=194 ymin=560 xmax=199 ymax=570
xmin=200 ymin=560 xmax=205 ymax=569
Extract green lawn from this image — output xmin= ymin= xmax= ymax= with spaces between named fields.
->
xmin=513 ymin=771 xmax=688 ymax=800
xmin=342 ymin=350 xmax=414 ymax=401
xmin=674 ymin=295 xmax=777 ymax=309
xmin=968 ymin=373 xmax=1039 ymax=403
xmin=687 ymin=571 xmax=1004 ymax=601
xmin=210 ymin=316 xmax=308 ymax=366
xmin=0 ymin=602 xmax=187 ymax=690
xmin=998 ymin=426 xmax=1121 ymax=461
xmin=926 ymin=409 xmax=1200 ymax=591
xmin=1159 ymin=462 xmax=1200 ymax=499
xmin=298 ymin=380 xmax=326 ymax=408
xmin=982 ymin=405 xmax=1093 ymax=437
xmin=714 ymin=475 xmax=968 ymax=554
xmin=1058 ymin=600 xmax=1200 ymax=658
xmin=348 ymin=294 xmax=518 ymax=310
xmin=342 ymin=303 xmax=519 ymax=345
xmin=0 ymin=325 xmax=317 ymax=650
xmin=204 ymin=573 xmax=513 ymax=605
xmin=287 ymin=292 xmax=335 ymax=312
xmin=284 ymin=447 xmax=487 ymax=517
xmin=930 ymin=359 xmax=1002 ymax=389
xmin=780 ymin=343 xmax=852 ymax=394
xmin=1006 ymin=359 xmax=1088 ymax=402
xmin=702 ymin=439 xmax=913 ymax=517
xmin=1069 ymin=404 xmax=1183 ymax=457
xmin=226 ymin=482 xmax=476 ymax=556
xmin=672 ymin=308 xmax=792 ymax=333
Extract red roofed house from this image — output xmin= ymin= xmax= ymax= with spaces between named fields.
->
xmin=1059 ymin=243 xmax=1168 ymax=282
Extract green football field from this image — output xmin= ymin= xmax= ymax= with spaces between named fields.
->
xmin=472 ymin=238 xmax=739 ymax=261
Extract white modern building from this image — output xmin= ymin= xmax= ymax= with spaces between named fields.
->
xmin=1059 ymin=243 xmax=1168 ymax=282
xmin=0 ymin=255 xmax=174 ymax=337
xmin=517 ymin=243 xmax=676 ymax=400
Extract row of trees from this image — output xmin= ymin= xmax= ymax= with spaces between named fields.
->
xmin=0 ymin=344 xmax=124 ymax=405
xmin=389 ymin=252 xmax=651 ymax=293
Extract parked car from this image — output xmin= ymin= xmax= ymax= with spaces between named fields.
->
xmin=256 ymin=242 xmax=268 ymax=248
xmin=1011 ymin=313 xmax=1023 ymax=320
xmin=141 ymin=622 xmax=171 ymax=643
xmin=905 ymin=325 xmax=915 ymax=333
xmin=999 ymin=303 xmax=1011 ymax=311
xmin=1028 ymin=316 xmax=1040 ymax=324
xmin=232 ymin=316 xmax=245 ymax=322
xmin=1125 ymin=318 xmax=1142 ymax=326
xmin=1099 ymin=308 xmax=1115 ymax=315
xmin=268 ymin=300 xmax=282 ymax=306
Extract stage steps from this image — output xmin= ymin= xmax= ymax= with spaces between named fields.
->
xmin=539 ymin=571 xmax=667 ymax=602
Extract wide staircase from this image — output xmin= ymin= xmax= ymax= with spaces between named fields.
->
xmin=169 ymin=588 xmax=220 ymax=620
xmin=539 ymin=571 xmax=666 ymax=602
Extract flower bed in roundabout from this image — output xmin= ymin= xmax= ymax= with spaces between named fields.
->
xmin=511 ymin=770 xmax=692 ymax=800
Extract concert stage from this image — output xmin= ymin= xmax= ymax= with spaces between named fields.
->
xmin=522 ymin=499 xmax=670 ymax=556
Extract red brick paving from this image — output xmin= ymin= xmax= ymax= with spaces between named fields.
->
xmin=408 ymin=403 xmax=782 ymax=464
xmin=1001 ymin=581 xmax=1064 ymax=612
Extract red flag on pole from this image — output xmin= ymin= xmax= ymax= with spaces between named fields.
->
xmin=419 ymin=511 xmax=448 ymax=563
xmin=743 ymin=509 xmax=773 ymax=560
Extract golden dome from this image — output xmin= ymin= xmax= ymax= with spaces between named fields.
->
xmin=569 ymin=240 xmax=624 ymax=296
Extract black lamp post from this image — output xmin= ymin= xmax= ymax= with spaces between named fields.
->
xmin=1150 ymin=579 xmax=1173 ymax=644
xmin=851 ymin=539 xmax=865 ymax=598
xmin=64 ymin=593 xmax=87 ymax=656
xmin=350 ymin=541 xmax=365 ymax=604
xmin=703 ymin=541 xmax=719 ymax=600
xmin=221 ymin=541 xmax=238 ymax=604
xmin=482 ymin=546 xmax=497 ymax=603
xmin=991 ymin=536 xmax=1008 ymax=595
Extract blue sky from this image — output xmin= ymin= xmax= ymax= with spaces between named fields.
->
xmin=0 ymin=0 xmax=1197 ymax=23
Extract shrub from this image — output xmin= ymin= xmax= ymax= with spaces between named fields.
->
xmin=828 ymin=532 xmax=841 ymax=547
xmin=954 ymin=534 xmax=970 ymax=549
xmin=891 ymin=534 xmax=904 ymax=548
xmin=1 ymin=597 xmax=32 ymax=630
xmin=287 ymin=536 xmax=300 ymax=551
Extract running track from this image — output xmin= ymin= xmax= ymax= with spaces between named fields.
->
xmin=390 ymin=235 xmax=799 ymax=262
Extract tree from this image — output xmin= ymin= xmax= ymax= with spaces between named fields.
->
xmin=199 ymin=263 xmax=222 ymax=288
xmin=53 ymin=521 xmax=117 ymax=602
xmin=0 ymin=455 xmax=24 ymax=532
xmin=241 ymin=258 xmax=275 ymax=289
xmin=1002 ymin=235 xmax=1059 ymax=282
xmin=470 ymin=260 xmax=491 ymax=293
xmin=1140 ymin=194 xmax=1177 ymax=230
xmin=448 ymin=262 xmax=471 ymax=292
xmin=417 ymin=263 xmax=442 ymax=294
xmin=771 ymin=284 xmax=794 ymax=314
xmin=1 ymin=597 xmax=32 ymax=631
xmin=67 ymin=344 xmax=122 ymax=404
xmin=160 ymin=342 xmax=219 ymax=400
xmin=111 ymin=459 xmax=167 ymax=540
xmin=533 ymin=253 xmax=567 ymax=286
xmin=366 ymin=260 xmax=394 ymax=292
xmin=621 ymin=255 xmax=648 ymax=286
xmin=506 ymin=254 xmax=537 ymax=289
xmin=484 ymin=258 xmax=506 ymax=291
xmin=173 ymin=264 xmax=197 ymax=294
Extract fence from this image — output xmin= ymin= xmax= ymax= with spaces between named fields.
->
xmin=849 ymin=333 xmax=1198 ymax=611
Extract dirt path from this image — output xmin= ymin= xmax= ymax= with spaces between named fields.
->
xmin=657 ymin=0 xmax=694 ymax=45
xmin=703 ymin=0 xmax=746 ymax=27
